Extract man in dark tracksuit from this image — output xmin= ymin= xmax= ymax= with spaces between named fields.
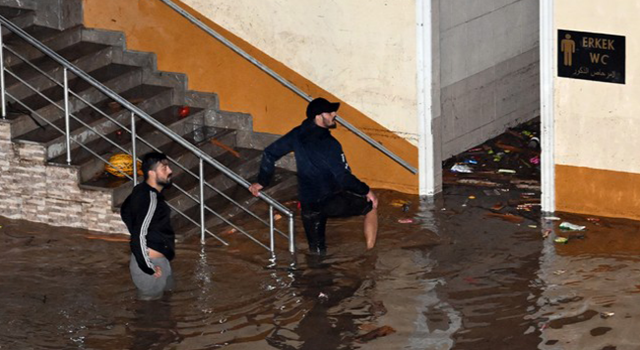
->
xmin=121 ymin=152 xmax=175 ymax=300
xmin=249 ymin=97 xmax=378 ymax=255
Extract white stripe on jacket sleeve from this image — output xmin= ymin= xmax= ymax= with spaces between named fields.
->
xmin=140 ymin=191 xmax=157 ymax=270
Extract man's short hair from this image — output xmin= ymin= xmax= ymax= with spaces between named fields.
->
xmin=141 ymin=152 xmax=168 ymax=180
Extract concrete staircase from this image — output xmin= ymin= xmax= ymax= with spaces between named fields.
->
xmin=0 ymin=0 xmax=297 ymax=238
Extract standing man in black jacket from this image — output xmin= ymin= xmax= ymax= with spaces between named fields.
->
xmin=249 ymin=98 xmax=378 ymax=255
xmin=121 ymin=152 xmax=176 ymax=300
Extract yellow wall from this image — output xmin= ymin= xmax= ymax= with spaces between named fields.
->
xmin=555 ymin=1 xmax=640 ymax=219
xmin=183 ymin=0 xmax=419 ymax=146
xmin=82 ymin=0 xmax=418 ymax=193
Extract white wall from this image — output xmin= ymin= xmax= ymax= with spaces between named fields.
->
xmin=555 ymin=1 xmax=640 ymax=174
xmin=439 ymin=0 xmax=540 ymax=158
xmin=183 ymin=0 xmax=420 ymax=144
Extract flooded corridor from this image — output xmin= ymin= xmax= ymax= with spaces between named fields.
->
xmin=1 ymin=186 xmax=639 ymax=349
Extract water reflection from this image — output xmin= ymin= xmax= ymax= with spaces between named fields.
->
xmin=534 ymin=214 xmax=640 ymax=350
xmin=4 ymin=188 xmax=640 ymax=349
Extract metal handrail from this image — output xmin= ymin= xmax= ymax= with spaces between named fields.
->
xmin=159 ymin=0 xmax=418 ymax=175
xmin=0 ymin=15 xmax=296 ymax=255
xmin=4 ymin=75 xmax=232 ymax=246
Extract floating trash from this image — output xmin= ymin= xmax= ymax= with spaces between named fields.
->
xmin=600 ymin=312 xmax=615 ymax=319
xmin=398 ymin=218 xmax=414 ymax=224
xmin=390 ymin=199 xmax=411 ymax=207
xmin=451 ymin=164 xmax=473 ymax=173
xmin=559 ymin=222 xmax=586 ymax=231
xmin=554 ymin=237 xmax=569 ymax=244
xmin=544 ymin=216 xmax=561 ymax=221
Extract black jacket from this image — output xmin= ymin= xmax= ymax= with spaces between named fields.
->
xmin=257 ymin=118 xmax=369 ymax=204
xmin=121 ymin=182 xmax=175 ymax=275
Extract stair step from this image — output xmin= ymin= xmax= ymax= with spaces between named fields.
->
xmin=3 ymin=25 xmax=83 ymax=68
xmin=16 ymin=84 xmax=171 ymax=144
xmin=0 ymin=6 xmax=35 ymax=34
xmin=49 ymin=104 xmax=204 ymax=166
xmin=7 ymin=63 xmax=141 ymax=137
xmin=5 ymin=41 xmax=111 ymax=87
xmin=8 ymin=61 xmax=136 ymax=114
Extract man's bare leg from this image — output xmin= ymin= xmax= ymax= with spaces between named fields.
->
xmin=364 ymin=208 xmax=378 ymax=249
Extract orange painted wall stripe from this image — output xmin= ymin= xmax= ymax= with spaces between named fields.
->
xmin=556 ymin=164 xmax=640 ymax=221
xmin=82 ymin=0 xmax=418 ymax=193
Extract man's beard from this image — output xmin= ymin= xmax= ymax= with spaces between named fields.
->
xmin=326 ymin=121 xmax=337 ymax=129
xmin=158 ymin=178 xmax=173 ymax=189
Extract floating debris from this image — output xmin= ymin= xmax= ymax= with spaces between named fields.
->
xmin=600 ymin=312 xmax=615 ymax=319
xmin=390 ymin=199 xmax=411 ymax=207
xmin=398 ymin=218 xmax=414 ymax=224
xmin=553 ymin=269 xmax=566 ymax=275
xmin=486 ymin=212 xmax=525 ymax=223
xmin=559 ymin=222 xmax=586 ymax=231
xmin=554 ymin=237 xmax=569 ymax=244
xmin=491 ymin=203 xmax=505 ymax=211
xmin=451 ymin=164 xmax=474 ymax=173
xmin=544 ymin=216 xmax=561 ymax=221
xmin=457 ymin=179 xmax=501 ymax=187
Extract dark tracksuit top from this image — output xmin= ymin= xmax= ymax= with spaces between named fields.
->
xmin=120 ymin=182 xmax=175 ymax=275
xmin=257 ymin=118 xmax=370 ymax=205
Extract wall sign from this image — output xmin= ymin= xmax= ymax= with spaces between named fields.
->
xmin=558 ymin=29 xmax=625 ymax=84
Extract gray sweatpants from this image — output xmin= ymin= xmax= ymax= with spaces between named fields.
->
xmin=129 ymin=254 xmax=174 ymax=300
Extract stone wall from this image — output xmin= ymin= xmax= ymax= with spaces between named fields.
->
xmin=0 ymin=121 xmax=127 ymax=234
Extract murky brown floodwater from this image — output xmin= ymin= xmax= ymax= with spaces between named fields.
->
xmin=1 ymin=186 xmax=640 ymax=349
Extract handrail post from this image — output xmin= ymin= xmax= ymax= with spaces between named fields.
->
xmin=63 ymin=68 xmax=71 ymax=165
xmin=199 ymin=158 xmax=205 ymax=244
xmin=0 ymin=24 xmax=5 ymax=119
xmin=288 ymin=216 xmax=295 ymax=254
xmin=131 ymin=112 xmax=137 ymax=185
xmin=269 ymin=205 xmax=275 ymax=256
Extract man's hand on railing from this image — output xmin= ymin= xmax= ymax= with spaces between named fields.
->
xmin=249 ymin=183 xmax=264 ymax=197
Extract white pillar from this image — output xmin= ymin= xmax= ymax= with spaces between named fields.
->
xmin=417 ymin=0 xmax=438 ymax=196
xmin=540 ymin=0 xmax=555 ymax=212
